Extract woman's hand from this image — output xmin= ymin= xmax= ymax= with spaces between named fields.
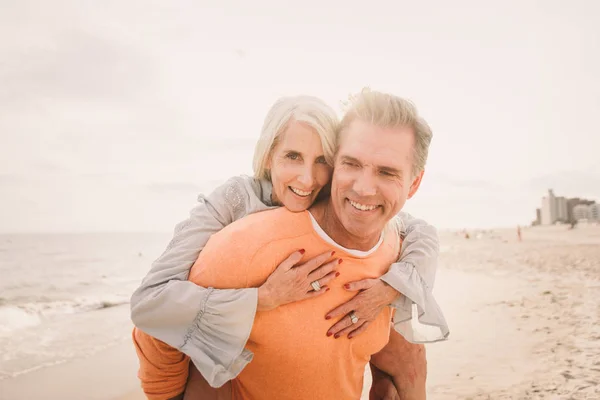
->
xmin=324 ymin=278 xmax=400 ymax=339
xmin=257 ymin=250 xmax=341 ymax=312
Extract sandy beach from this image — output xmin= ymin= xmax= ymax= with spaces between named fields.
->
xmin=427 ymin=225 xmax=600 ymax=399
xmin=1 ymin=225 xmax=598 ymax=400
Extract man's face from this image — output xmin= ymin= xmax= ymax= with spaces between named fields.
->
xmin=331 ymin=119 xmax=424 ymax=241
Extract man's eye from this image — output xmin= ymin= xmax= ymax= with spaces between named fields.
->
xmin=344 ymin=161 xmax=357 ymax=168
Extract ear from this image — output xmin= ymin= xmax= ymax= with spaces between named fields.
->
xmin=407 ymin=170 xmax=424 ymax=199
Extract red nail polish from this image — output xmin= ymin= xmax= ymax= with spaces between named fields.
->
xmin=325 ymin=315 xmax=331 ymax=320
xmin=335 ymin=272 xmax=340 ymax=277
xmin=299 ymin=249 xmax=305 ymax=254
xmin=338 ymin=259 xmax=343 ymax=264
xmin=344 ymin=284 xmax=350 ymax=289
xmin=348 ymin=335 xmax=353 ymax=339
xmin=331 ymin=251 xmax=336 ymax=256
xmin=326 ymin=332 xmax=332 ymax=337
xmin=326 ymin=287 xmax=330 ymax=292
xmin=334 ymin=334 xmax=340 ymax=339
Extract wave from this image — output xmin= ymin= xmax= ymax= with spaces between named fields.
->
xmin=0 ymin=306 xmax=41 ymax=333
xmin=0 ymin=295 xmax=130 ymax=335
xmin=21 ymin=295 xmax=130 ymax=315
xmin=0 ymin=358 xmax=69 ymax=381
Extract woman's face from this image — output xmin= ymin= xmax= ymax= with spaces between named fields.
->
xmin=268 ymin=121 xmax=332 ymax=212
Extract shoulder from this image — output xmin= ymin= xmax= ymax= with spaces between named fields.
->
xmin=190 ymin=209 xmax=314 ymax=287
xmin=205 ymin=208 xmax=311 ymax=254
xmin=203 ymin=175 xmax=272 ymax=219
xmin=205 ymin=175 xmax=261 ymax=203
xmin=377 ymin=221 xmax=402 ymax=262
xmin=388 ymin=215 xmax=406 ymax=240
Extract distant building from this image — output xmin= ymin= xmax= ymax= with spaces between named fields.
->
xmin=567 ymin=198 xmax=596 ymax=222
xmin=556 ymin=196 xmax=568 ymax=222
xmin=591 ymin=204 xmax=600 ymax=221
xmin=573 ymin=204 xmax=591 ymax=221
xmin=539 ymin=190 xmax=596 ymax=225
xmin=541 ymin=189 xmax=557 ymax=225
xmin=571 ymin=203 xmax=599 ymax=222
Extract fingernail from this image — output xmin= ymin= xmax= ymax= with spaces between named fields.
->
xmin=338 ymin=259 xmax=343 ymax=264
xmin=344 ymin=284 xmax=350 ymax=289
xmin=326 ymin=287 xmax=330 ymax=292
xmin=348 ymin=335 xmax=353 ymax=339
xmin=331 ymin=251 xmax=336 ymax=256
xmin=325 ymin=315 xmax=331 ymax=320
xmin=299 ymin=249 xmax=305 ymax=254
xmin=334 ymin=334 xmax=340 ymax=339
xmin=326 ymin=332 xmax=333 ymax=337
xmin=335 ymin=272 xmax=340 ymax=277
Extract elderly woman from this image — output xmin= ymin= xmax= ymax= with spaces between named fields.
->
xmin=131 ymin=94 xmax=448 ymax=399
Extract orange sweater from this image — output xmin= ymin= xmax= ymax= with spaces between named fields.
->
xmin=134 ymin=208 xmax=400 ymax=400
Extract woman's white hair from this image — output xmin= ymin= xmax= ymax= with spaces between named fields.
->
xmin=253 ymin=95 xmax=339 ymax=180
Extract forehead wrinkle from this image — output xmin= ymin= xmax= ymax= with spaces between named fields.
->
xmin=339 ymin=122 xmax=413 ymax=172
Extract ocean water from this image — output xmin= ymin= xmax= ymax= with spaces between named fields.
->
xmin=0 ymin=232 xmax=172 ymax=380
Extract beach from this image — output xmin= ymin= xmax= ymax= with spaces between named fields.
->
xmin=1 ymin=225 xmax=599 ymax=400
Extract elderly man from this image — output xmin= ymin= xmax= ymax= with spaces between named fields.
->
xmin=134 ymin=89 xmax=433 ymax=400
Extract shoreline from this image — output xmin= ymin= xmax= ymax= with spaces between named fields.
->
xmin=0 ymin=339 xmax=140 ymax=400
xmin=0 ymin=267 xmax=539 ymax=400
xmin=1 ymin=226 xmax=598 ymax=399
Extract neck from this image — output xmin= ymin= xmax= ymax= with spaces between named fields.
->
xmin=310 ymin=200 xmax=382 ymax=251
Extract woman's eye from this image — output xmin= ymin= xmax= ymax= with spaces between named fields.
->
xmin=286 ymin=153 xmax=300 ymax=160
xmin=316 ymin=157 xmax=327 ymax=164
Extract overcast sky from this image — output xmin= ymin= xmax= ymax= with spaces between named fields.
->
xmin=1 ymin=0 xmax=599 ymax=232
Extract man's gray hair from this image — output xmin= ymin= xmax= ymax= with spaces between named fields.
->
xmin=339 ymin=88 xmax=433 ymax=176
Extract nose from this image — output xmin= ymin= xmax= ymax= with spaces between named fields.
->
xmin=353 ymin=170 xmax=377 ymax=197
xmin=297 ymin=164 xmax=315 ymax=188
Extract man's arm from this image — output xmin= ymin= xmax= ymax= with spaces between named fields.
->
xmin=183 ymin=363 xmax=232 ymax=400
xmin=132 ymin=327 xmax=190 ymax=400
xmin=370 ymin=327 xmax=427 ymax=400
xmin=369 ymin=364 xmax=400 ymax=400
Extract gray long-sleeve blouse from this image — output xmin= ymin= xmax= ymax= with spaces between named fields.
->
xmin=130 ymin=175 xmax=449 ymax=388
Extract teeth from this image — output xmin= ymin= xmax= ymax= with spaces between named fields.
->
xmin=349 ymin=199 xmax=378 ymax=211
xmin=290 ymin=187 xmax=312 ymax=197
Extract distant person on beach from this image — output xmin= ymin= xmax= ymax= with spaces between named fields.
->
xmin=517 ymin=225 xmax=522 ymax=241
xmin=131 ymin=90 xmax=448 ymax=399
